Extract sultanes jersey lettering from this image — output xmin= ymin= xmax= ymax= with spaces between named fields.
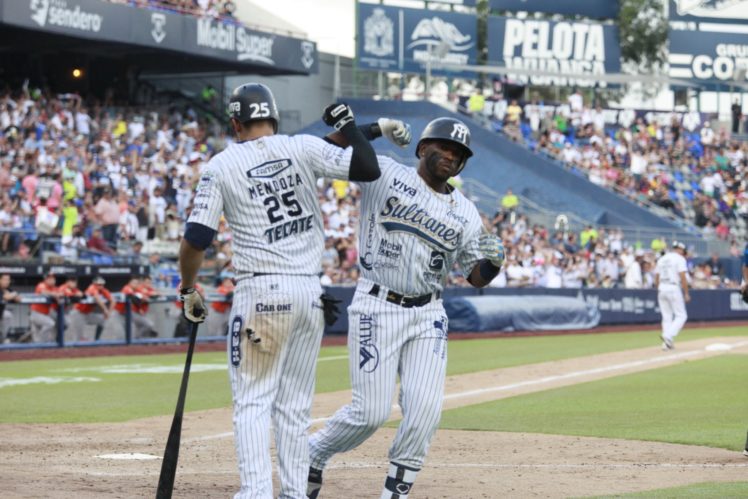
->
xmin=188 ymin=134 xmax=352 ymax=274
xmin=358 ymin=156 xmax=483 ymax=295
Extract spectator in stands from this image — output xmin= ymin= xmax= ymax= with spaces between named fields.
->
xmin=700 ymin=121 xmax=715 ymax=148
xmin=94 ymin=187 xmax=119 ymax=249
xmin=500 ymin=188 xmax=519 ymax=216
xmin=732 ymin=99 xmax=742 ymax=135
xmin=0 ymin=274 xmax=20 ymax=343
xmin=29 ymin=273 xmax=59 ymax=343
xmin=87 ymin=226 xmax=115 ymax=255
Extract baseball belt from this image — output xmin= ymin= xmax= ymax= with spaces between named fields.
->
xmin=368 ymin=283 xmax=440 ymax=308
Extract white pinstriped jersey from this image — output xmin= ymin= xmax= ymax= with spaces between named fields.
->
xmin=358 ymin=156 xmax=484 ymax=295
xmin=188 ymin=134 xmax=352 ymax=274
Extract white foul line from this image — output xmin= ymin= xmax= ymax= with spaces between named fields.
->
xmin=186 ymin=341 xmax=748 ymax=443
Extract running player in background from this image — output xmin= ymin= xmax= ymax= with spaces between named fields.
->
xmin=307 ymin=117 xmax=505 ymax=499
xmin=178 ymin=83 xmax=381 ymax=499
xmin=654 ymin=241 xmax=690 ymax=350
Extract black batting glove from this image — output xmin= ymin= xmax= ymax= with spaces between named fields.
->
xmin=320 ymin=293 xmax=342 ymax=326
xmin=322 ymin=103 xmax=355 ymax=131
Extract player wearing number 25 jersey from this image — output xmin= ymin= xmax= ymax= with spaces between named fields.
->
xmin=178 ymin=83 xmax=380 ymax=499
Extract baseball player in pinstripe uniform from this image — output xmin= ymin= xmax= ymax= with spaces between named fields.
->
xmin=654 ymin=241 xmax=690 ymax=350
xmin=178 ymin=83 xmax=382 ymax=499
xmin=307 ymin=117 xmax=506 ymax=499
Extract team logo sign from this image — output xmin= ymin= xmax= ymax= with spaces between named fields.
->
xmin=408 ymin=16 xmax=473 ymax=52
xmin=363 ymin=8 xmax=394 ymax=57
xmin=30 ymin=0 xmax=49 ymax=26
xmin=301 ymin=41 xmax=315 ymax=69
xmin=151 ymin=13 xmax=167 ymax=44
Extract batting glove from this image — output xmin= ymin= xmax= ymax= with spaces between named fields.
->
xmin=179 ymin=287 xmax=207 ymax=323
xmin=377 ymin=118 xmax=412 ymax=148
xmin=478 ymin=233 xmax=505 ymax=268
xmin=322 ymin=102 xmax=355 ymax=131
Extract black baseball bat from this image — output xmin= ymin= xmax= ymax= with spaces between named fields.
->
xmin=156 ymin=321 xmax=199 ymax=499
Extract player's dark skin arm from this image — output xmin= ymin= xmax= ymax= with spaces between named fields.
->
xmin=178 ymin=239 xmax=205 ymax=290
xmin=325 ymin=123 xmax=381 ymax=181
xmin=467 ymin=261 xmax=501 ymax=288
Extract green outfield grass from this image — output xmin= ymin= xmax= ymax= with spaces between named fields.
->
xmin=0 ymin=326 xmax=745 ymax=424
xmin=589 ymin=481 xmax=748 ymax=498
xmin=438 ymin=354 xmax=748 ymax=451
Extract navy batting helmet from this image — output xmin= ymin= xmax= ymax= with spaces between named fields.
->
xmin=416 ymin=117 xmax=473 ymax=160
xmin=227 ymin=83 xmax=279 ymax=132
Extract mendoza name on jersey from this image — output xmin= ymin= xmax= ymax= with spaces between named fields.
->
xmin=380 ymin=196 xmax=463 ymax=251
xmin=246 ymin=159 xmax=313 ymax=244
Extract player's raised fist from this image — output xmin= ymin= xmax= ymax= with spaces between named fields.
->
xmin=377 ymin=118 xmax=412 ymax=148
xmin=479 ymin=233 xmax=505 ymax=269
xmin=323 ymin=102 xmax=355 ymax=131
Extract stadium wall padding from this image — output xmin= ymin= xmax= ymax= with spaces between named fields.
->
xmin=321 ymin=287 xmax=748 ymax=334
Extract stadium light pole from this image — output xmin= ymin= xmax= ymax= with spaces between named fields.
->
xmin=425 ymin=41 xmax=451 ymax=101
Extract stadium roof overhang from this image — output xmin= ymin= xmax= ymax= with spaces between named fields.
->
xmin=0 ymin=0 xmax=318 ymax=77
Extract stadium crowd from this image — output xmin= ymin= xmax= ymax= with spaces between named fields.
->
xmin=466 ymin=89 xmax=748 ymax=244
xmin=109 ymin=0 xmax=238 ymax=20
xmin=1 ymin=79 xmax=744 ymax=343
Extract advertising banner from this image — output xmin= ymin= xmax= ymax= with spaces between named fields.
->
xmin=357 ymin=2 xmax=477 ymax=77
xmin=489 ymin=0 xmax=618 ymax=19
xmin=669 ymin=0 xmax=748 ymax=23
xmin=487 ymin=15 xmax=622 ymax=87
xmin=0 ymin=0 xmax=318 ymax=74
xmin=668 ymin=30 xmax=748 ymax=83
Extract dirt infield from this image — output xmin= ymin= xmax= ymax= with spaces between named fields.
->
xmin=1 ymin=336 xmax=747 ymax=498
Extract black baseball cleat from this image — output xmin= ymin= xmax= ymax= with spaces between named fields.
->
xmin=307 ymin=467 xmax=323 ymax=499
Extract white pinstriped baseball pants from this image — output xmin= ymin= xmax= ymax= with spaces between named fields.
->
xmin=309 ymin=280 xmax=449 ymax=471
xmin=228 ymin=275 xmax=325 ymax=499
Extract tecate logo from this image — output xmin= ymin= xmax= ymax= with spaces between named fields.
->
xmin=31 ymin=0 xmax=103 ymax=32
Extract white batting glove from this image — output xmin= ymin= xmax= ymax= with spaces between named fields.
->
xmin=478 ymin=233 xmax=505 ymax=268
xmin=377 ymin=118 xmax=411 ymax=148
xmin=179 ymin=287 xmax=207 ymax=323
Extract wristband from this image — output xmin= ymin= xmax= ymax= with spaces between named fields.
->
xmin=180 ymin=286 xmax=195 ymax=294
